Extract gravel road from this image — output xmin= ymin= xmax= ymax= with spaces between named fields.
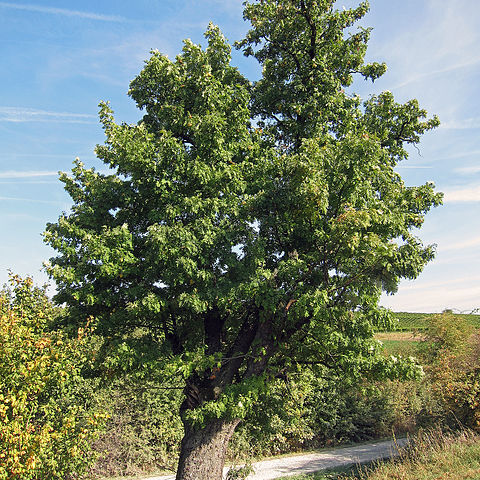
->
xmin=143 ymin=437 xmax=407 ymax=480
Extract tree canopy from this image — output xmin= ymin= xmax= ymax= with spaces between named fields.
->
xmin=44 ymin=1 xmax=442 ymax=478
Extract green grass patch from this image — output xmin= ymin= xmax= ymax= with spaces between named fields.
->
xmin=375 ymin=332 xmax=420 ymax=356
xmin=379 ymin=338 xmax=419 ymax=356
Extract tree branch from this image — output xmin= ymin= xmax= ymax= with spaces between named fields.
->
xmin=299 ymin=0 xmax=317 ymax=61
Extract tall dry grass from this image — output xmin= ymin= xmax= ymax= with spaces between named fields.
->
xmin=351 ymin=429 xmax=480 ymax=480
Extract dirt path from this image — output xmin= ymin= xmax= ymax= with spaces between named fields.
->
xmin=144 ymin=437 xmax=407 ymax=480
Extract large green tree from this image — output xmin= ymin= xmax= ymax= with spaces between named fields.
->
xmin=44 ymin=1 xmax=441 ymax=478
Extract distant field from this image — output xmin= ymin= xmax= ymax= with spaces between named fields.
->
xmin=376 ymin=312 xmax=480 ymax=355
xmin=375 ymin=332 xmax=420 ymax=356
xmin=386 ymin=312 xmax=480 ymax=332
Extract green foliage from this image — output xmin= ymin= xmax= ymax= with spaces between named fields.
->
xmin=91 ymin=377 xmax=183 ymax=477
xmin=44 ymin=2 xmax=441 ymax=473
xmin=417 ymin=313 xmax=476 ymax=360
xmin=86 ymin=311 xmax=480 ymax=477
xmin=86 ymin=367 xmax=401 ymax=477
xmin=0 ymin=274 xmax=106 ymax=480
xmin=229 ymin=370 xmax=400 ymax=460
xmin=225 ymin=462 xmax=254 ymax=480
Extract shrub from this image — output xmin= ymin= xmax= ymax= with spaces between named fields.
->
xmin=229 ymin=370 xmax=397 ymax=460
xmin=0 ymin=274 xmax=106 ymax=479
xmin=90 ymin=377 xmax=183 ymax=477
xmin=417 ymin=312 xmax=480 ymax=431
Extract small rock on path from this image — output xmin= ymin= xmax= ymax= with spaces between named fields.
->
xmin=144 ymin=437 xmax=407 ymax=480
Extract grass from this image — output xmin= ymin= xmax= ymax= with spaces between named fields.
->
xmin=375 ymin=332 xmax=420 ymax=356
xmin=379 ymin=339 xmax=418 ymax=356
xmin=277 ymin=466 xmax=357 ymax=479
xmin=280 ymin=430 xmax=480 ymax=480
xmin=276 ymin=464 xmax=361 ymax=479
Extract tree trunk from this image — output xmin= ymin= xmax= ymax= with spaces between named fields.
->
xmin=175 ymin=418 xmax=240 ymax=480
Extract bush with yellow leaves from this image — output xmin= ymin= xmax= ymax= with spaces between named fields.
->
xmin=0 ymin=274 xmax=106 ymax=479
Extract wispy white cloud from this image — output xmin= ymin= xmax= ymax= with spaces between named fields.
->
xmin=0 ymin=2 xmax=126 ymax=22
xmin=454 ymin=165 xmax=480 ymax=175
xmin=391 ymin=56 xmax=480 ymax=90
xmin=190 ymin=0 xmax=243 ymax=15
xmin=397 ymin=275 xmax=480 ymax=292
xmin=38 ymin=23 xmax=208 ymax=88
xmin=0 ymin=180 xmax=58 ymax=184
xmin=370 ymin=0 xmax=480 ymax=117
xmin=0 ymin=196 xmax=61 ymax=204
xmin=438 ymin=150 xmax=480 ymax=161
xmin=440 ymin=118 xmax=480 ymax=130
xmin=396 ymin=165 xmax=433 ymax=169
xmin=440 ymin=236 xmax=480 ymax=252
xmin=0 ymin=107 xmax=96 ymax=124
xmin=443 ymin=184 xmax=480 ymax=203
xmin=0 ymin=170 xmax=58 ymax=179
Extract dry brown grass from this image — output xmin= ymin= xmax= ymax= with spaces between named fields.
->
xmin=279 ymin=431 xmax=480 ymax=480
xmin=351 ymin=430 xmax=480 ymax=480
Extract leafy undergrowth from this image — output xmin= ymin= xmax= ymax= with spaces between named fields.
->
xmin=281 ymin=430 xmax=480 ymax=480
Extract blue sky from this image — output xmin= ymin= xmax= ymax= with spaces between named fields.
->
xmin=0 ymin=0 xmax=478 ymax=313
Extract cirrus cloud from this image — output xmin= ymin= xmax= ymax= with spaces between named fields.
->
xmin=0 ymin=106 xmax=96 ymax=124
xmin=443 ymin=184 xmax=480 ymax=203
xmin=0 ymin=2 xmax=126 ymax=22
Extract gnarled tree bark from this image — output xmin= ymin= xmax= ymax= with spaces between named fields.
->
xmin=175 ymin=418 xmax=241 ymax=480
